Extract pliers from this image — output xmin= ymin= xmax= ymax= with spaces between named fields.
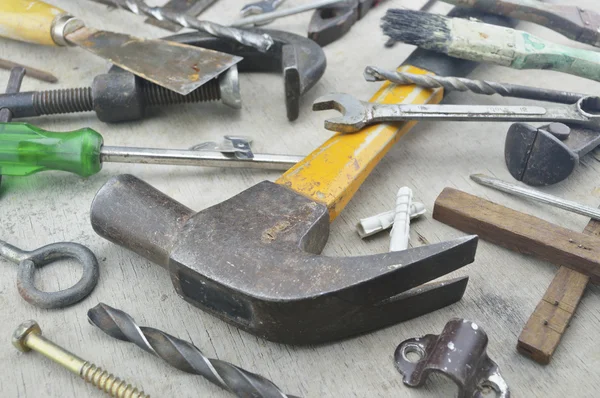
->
xmin=308 ymin=0 xmax=379 ymax=46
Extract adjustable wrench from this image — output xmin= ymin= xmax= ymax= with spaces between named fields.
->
xmin=313 ymin=93 xmax=600 ymax=133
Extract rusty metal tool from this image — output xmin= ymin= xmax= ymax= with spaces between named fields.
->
xmin=169 ymin=29 xmax=326 ymax=121
xmin=0 ymin=65 xmax=240 ymax=123
xmin=395 ymin=318 xmax=509 ymax=397
xmin=88 ymin=303 xmax=298 ymax=397
xmin=89 ymin=6 xmax=515 ymax=345
xmin=90 ymin=174 xmax=477 ymax=344
xmin=313 ymin=92 xmax=600 ymax=133
xmin=0 ymin=58 xmax=57 ymax=83
xmin=0 ymin=0 xmax=241 ymax=95
xmin=307 ymin=0 xmax=379 ymax=47
xmin=92 ymin=0 xmax=219 ymax=32
xmin=505 ymin=122 xmax=600 ymax=186
xmin=441 ymin=0 xmax=600 ymax=47
xmin=0 ymin=239 xmax=99 ymax=309
xmin=13 ymin=320 xmax=148 ymax=397
xmin=433 ymin=187 xmax=600 ymax=364
xmin=94 ymin=0 xmax=274 ymax=52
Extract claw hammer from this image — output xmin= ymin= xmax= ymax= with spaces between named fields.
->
xmin=90 ymin=9 xmax=514 ymax=344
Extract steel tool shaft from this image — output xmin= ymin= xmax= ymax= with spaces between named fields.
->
xmin=100 ymin=146 xmax=302 ymax=170
xmin=95 ymin=0 xmax=274 ymax=52
xmin=364 ymin=66 xmax=586 ymax=104
xmin=313 ymin=93 xmax=600 ymax=133
xmin=470 ymin=174 xmax=600 ymax=221
xmin=232 ymin=0 xmax=347 ymax=27
xmin=88 ymin=303 xmax=296 ymax=398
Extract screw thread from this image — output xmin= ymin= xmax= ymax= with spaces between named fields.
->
xmin=80 ymin=362 xmax=149 ymax=398
xmin=33 ymin=87 xmax=94 ymax=115
xmin=141 ymin=79 xmax=221 ymax=106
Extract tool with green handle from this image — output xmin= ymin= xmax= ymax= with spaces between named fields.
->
xmin=0 ymin=123 xmax=303 ymax=179
xmin=0 ymin=0 xmax=241 ymax=95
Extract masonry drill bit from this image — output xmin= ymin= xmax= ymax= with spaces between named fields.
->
xmin=96 ymin=0 xmax=274 ymax=52
xmin=364 ymin=66 xmax=586 ymax=104
xmin=88 ymin=303 xmax=297 ymax=398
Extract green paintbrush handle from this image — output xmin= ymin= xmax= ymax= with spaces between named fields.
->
xmin=513 ymin=31 xmax=600 ymax=82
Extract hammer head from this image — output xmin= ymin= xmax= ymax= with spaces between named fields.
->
xmin=91 ymin=175 xmax=478 ymax=344
xmin=313 ymin=93 xmax=369 ymax=133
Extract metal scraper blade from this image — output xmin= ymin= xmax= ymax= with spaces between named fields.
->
xmin=66 ymin=27 xmax=242 ymax=95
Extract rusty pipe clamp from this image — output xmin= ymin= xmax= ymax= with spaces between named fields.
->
xmin=394 ymin=318 xmax=510 ymax=398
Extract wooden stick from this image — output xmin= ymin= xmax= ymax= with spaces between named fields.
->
xmin=517 ymin=215 xmax=600 ymax=364
xmin=432 ymin=188 xmax=600 ymax=282
xmin=433 ymin=187 xmax=600 ymax=364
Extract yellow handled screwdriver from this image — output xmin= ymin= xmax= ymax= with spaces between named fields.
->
xmin=0 ymin=0 xmax=242 ymax=95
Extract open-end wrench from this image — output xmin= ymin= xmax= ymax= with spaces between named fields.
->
xmin=241 ymin=0 xmax=286 ymax=16
xmin=313 ymin=93 xmax=600 ymax=133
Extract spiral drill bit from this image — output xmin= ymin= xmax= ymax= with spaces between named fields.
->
xmin=88 ymin=303 xmax=297 ymax=398
xmin=96 ymin=0 xmax=274 ymax=52
xmin=364 ymin=66 xmax=586 ymax=104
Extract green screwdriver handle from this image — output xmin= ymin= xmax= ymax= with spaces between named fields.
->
xmin=0 ymin=122 xmax=103 ymax=177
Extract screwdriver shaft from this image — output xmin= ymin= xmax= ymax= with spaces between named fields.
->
xmin=470 ymin=174 xmax=600 ymax=221
xmin=88 ymin=304 xmax=296 ymax=398
xmin=100 ymin=146 xmax=302 ymax=170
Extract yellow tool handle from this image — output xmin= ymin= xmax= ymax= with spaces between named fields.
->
xmin=277 ymin=65 xmax=442 ymax=221
xmin=0 ymin=0 xmax=68 ymax=46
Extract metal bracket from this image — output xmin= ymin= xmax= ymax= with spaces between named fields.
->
xmin=394 ymin=318 xmax=510 ymax=398
xmin=190 ymin=135 xmax=254 ymax=159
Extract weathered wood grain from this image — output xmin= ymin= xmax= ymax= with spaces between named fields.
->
xmin=2 ymin=0 xmax=600 ymax=397
xmin=432 ymin=188 xmax=600 ymax=281
xmin=517 ymin=214 xmax=600 ymax=364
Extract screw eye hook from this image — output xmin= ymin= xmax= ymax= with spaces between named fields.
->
xmin=0 ymin=240 xmax=99 ymax=309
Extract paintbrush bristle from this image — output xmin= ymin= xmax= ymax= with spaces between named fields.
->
xmin=381 ymin=10 xmax=451 ymax=54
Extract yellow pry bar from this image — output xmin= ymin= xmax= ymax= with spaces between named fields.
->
xmin=276 ymin=65 xmax=443 ymax=221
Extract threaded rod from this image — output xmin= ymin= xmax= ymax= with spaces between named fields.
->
xmin=31 ymin=79 xmax=221 ymax=116
xmin=81 ymin=362 xmax=149 ymax=398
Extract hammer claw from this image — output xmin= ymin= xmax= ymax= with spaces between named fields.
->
xmin=91 ymin=175 xmax=479 ymax=344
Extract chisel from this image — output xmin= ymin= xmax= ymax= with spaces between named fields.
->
xmin=0 ymin=0 xmax=242 ymax=95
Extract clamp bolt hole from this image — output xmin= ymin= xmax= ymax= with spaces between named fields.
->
xmin=402 ymin=343 xmax=425 ymax=363
xmin=479 ymin=381 xmax=500 ymax=397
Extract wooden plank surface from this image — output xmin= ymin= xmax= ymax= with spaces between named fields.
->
xmin=1 ymin=0 xmax=600 ymax=397
xmin=432 ymin=188 xmax=600 ymax=281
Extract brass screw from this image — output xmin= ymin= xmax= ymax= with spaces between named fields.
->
xmin=12 ymin=320 xmax=149 ymax=398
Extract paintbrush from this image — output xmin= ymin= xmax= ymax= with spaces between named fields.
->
xmin=381 ymin=9 xmax=600 ymax=82
xmin=440 ymin=0 xmax=600 ymax=48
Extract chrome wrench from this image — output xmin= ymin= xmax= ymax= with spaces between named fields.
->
xmin=312 ymin=93 xmax=600 ymax=133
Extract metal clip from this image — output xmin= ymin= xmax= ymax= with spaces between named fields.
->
xmin=190 ymin=135 xmax=255 ymax=160
xmin=394 ymin=318 xmax=510 ymax=398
